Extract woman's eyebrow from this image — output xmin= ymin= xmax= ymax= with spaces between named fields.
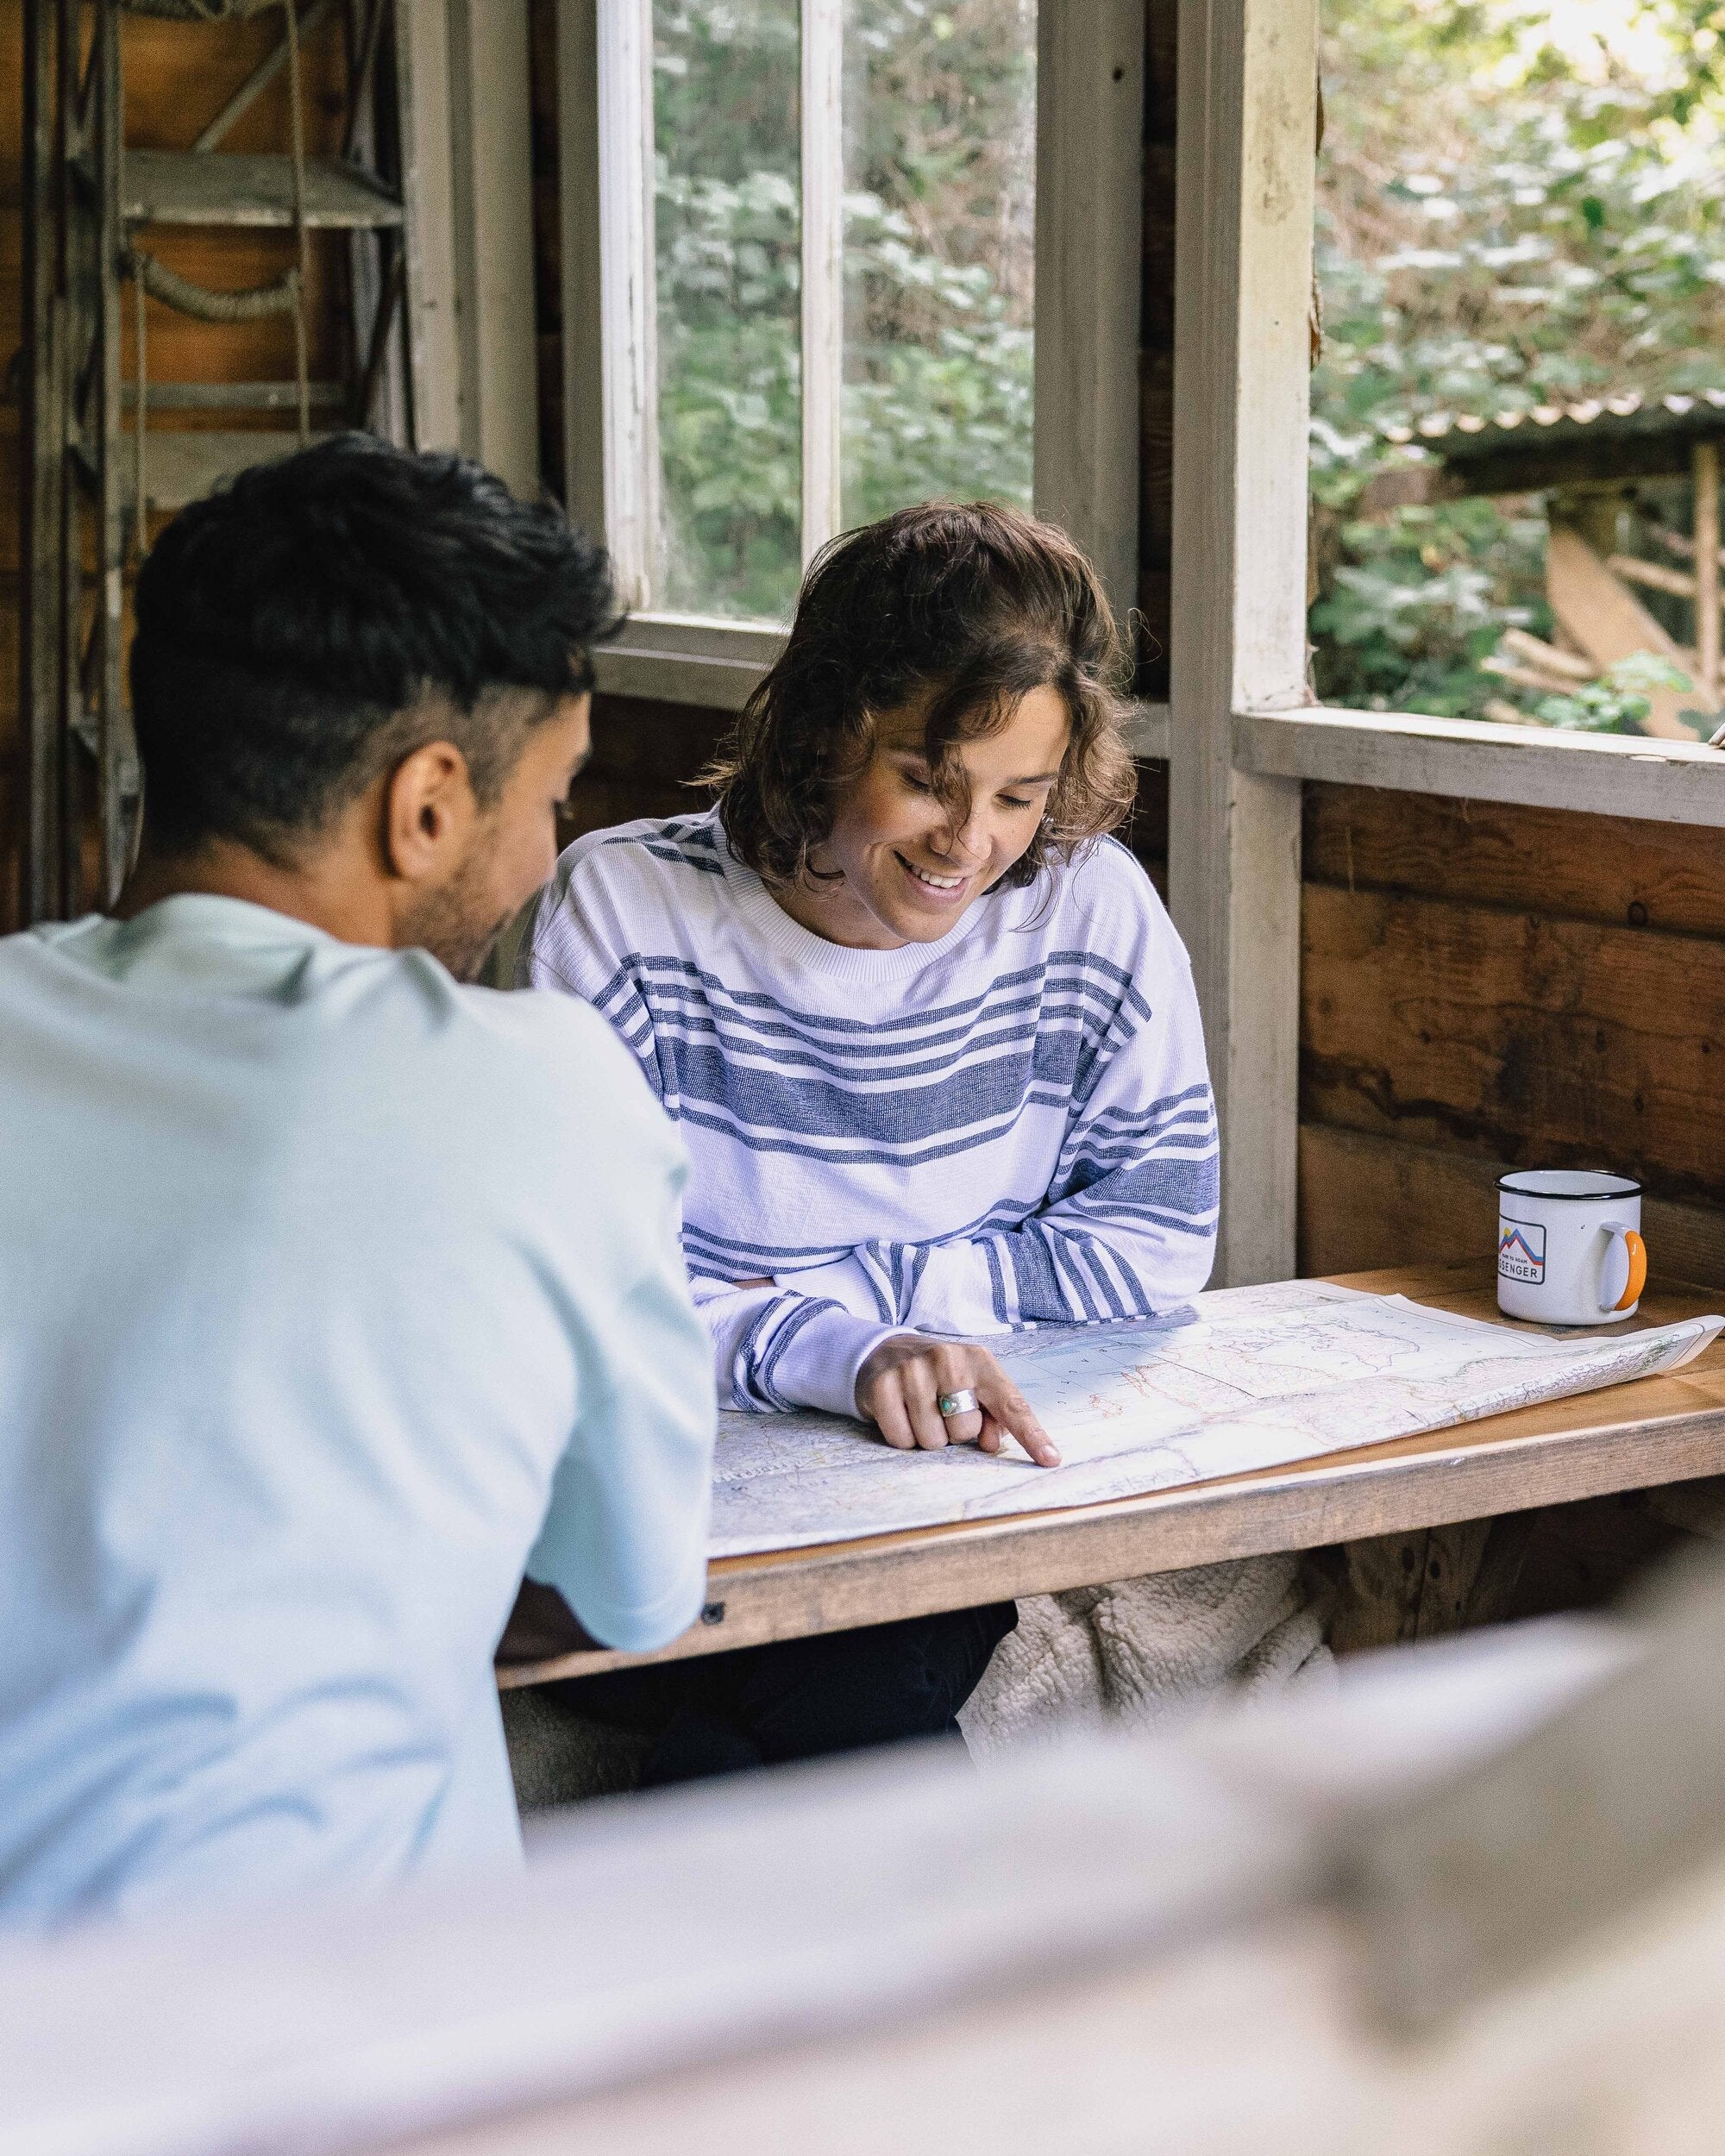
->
xmin=1010 ymin=768 xmax=1064 ymax=786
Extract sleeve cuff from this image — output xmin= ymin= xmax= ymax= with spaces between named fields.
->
xmin=774 ymin=1252 xmax=888 ymax=1322
xmin=767 ymin=1301 xmax=899 ymax=1419
xmin=561 ymin=1559 xmax=708 ymax=1656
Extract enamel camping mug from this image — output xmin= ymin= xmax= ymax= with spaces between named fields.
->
xmin=1496 ymin=1169 xmax=1647 ymax=1325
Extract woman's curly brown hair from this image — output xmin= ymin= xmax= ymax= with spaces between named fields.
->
xmin=705 ymin=500 xmax=1138 ymax=893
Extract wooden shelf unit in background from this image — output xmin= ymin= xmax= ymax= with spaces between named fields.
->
xmin=17 ymin=0 xmax=418 ymax=924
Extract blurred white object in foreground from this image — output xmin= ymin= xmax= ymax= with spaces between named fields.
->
xmin=12 ymin=1567 xmax=1725 ymax=2156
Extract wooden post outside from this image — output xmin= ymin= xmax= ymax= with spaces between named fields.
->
xmin=1694 ymin=438 xmax=1719 ymax=705
xmin=1167 ymin=0 xmax=1315 ymax=1286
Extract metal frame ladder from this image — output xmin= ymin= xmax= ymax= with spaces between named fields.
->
xmin=19 ymin=0 xmax=427 ymax=923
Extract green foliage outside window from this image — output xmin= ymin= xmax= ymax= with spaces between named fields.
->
xmin=1313 ymin=0 xmax=1725 ymax=728
xmin=840 ymin=3 xmax=1035 ymax=531
xmin=653 ymin=1 xmax=801 ymax=619
xmin=651 ymin=0 xmax=1034 ymax=624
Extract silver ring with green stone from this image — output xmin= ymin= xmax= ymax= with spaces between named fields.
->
xmin=938 ymin=1388 xmax=979 ymax=1419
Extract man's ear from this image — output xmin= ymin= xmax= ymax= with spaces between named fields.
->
xmin=381 ymin=741 xmax=476 ymax=884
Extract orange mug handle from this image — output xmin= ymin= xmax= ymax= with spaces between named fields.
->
xmin=1613 ymin=1229 xmax=1647 ymax=1311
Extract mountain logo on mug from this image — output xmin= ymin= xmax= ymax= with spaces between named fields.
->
xmin=1498 ymin=1222 xmax=1546 ymax=1284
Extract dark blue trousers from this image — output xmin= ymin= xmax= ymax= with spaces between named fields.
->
xmin=555 ymin=1601 xmax=1018 ymax=1788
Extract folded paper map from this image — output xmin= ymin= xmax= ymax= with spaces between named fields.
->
xmin=708 ymin=1280 xmax=1722 ymax=1557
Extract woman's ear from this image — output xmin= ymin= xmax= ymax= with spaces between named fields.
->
xmin=381 ymin=741 xmax=476 ymax=884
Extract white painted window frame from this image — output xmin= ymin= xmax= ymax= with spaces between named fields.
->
xmin=1169 ymin=0 xmax=1725 ymax=1293
xmin=552 ymin=0 xmax=1154 ymax=728
xmin=1184 ymin=0 xmax=1725 ymax=821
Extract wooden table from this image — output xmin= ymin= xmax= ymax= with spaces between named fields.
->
xmin=497 ymin=1262 xmax=1725 ymax=1686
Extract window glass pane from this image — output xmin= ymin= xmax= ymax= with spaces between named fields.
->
xmin=1311 ymin=0 xmax=1725 ymax=740
xmin=841 ymin=0 xmax=1037 ymax=528
xmin=653 ymin=2 xmax=802 ymax=621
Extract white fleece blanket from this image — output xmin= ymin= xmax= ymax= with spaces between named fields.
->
xmin=505 ymin=1555 xmax=1333 ymax=1810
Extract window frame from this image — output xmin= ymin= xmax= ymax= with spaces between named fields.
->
xmin=1182 ymin=0 xmax=1725 ymax=824
xmin=1167 ymin=0 xmax=1725 ymax=1298
xmin=551 ymin=0 xmax=1151 ymax=714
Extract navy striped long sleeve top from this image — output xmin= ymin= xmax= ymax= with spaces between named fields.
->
xmin=524 ymin=809 xmax=1220 ymax=1418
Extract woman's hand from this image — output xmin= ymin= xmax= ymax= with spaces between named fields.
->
xmin=853 ymin=1335 xmax=1061 ymax=1467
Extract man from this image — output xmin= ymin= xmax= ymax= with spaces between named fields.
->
xmin=0 ymin=436 xmax=716 ymax=1927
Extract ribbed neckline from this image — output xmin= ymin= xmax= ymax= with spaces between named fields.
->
xmin=705 ymin=810 xmax=998 ymax=986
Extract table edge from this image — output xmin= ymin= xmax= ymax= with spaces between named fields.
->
xmin=499 ymin=1388 xmax=1725 ymax=1685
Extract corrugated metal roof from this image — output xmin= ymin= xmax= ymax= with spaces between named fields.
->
xmin=1380 ymin=388 xmax=1725 ymax=461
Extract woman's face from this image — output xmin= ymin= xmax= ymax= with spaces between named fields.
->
xmin=777 ymin=683 xmax=1071 ymax=950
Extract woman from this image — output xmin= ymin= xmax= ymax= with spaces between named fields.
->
xmin=523 ymin=501 xmax=1218 ymax=1781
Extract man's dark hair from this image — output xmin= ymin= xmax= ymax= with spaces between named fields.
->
xmin=130 ymin=434 xmax=619 ymax=862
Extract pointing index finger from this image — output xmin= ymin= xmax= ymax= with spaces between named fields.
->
xmin=1015 ymin=1417 xmax=1062 ymax=1469
xmin=979 ymin=1377 xmax=1060 ymax=1468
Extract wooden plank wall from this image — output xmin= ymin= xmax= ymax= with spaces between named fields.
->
xmin=1299 ymin=787 xmax=1725 ymax=1288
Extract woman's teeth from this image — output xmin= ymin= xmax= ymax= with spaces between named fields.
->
xmin=900 ymin=856 xmax=965 ymax=892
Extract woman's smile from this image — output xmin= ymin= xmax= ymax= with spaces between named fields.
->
xmin=894 ymin=850 xmax=972 ymax=903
